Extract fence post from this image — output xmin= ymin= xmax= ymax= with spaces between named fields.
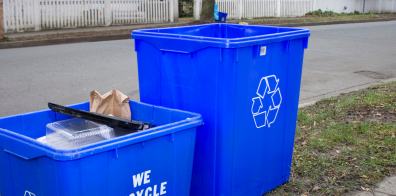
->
xmin=312 ymin=0 xmax=315 ymax=11
xmin=0 ymin=0 xmax=3 ymax=38
xmin=238 ymin=0 xmax=242 ymax=19
xmin=379 ymin=0 xmax=382 ymax=14
xmin=170 ymin=0 xmax=174 ymax=22
xmin=33 ymin=0 xmax=40 ymax=31
xmin=172 ymin=0 xmax=178 ymax=22
xmin=105 ymin=0 xmax=111 ymax=26
xmin=194 ymin=0 xmax=200 ymax=20
xmin=276 ymin=0 xmax=280 ymax=17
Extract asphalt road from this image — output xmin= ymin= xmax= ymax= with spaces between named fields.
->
xmin=0 ymin=21 xmax=395 ymax=117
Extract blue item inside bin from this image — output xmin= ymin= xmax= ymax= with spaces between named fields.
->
xmin=132 ymin=24 xmax=310 ymax=196
xmin=0 ymin=100 xmax=202 ymax=196
xmin=218 ymin=12 xmax=227 ymax=22
xmin=214 ymin=4 xmax=219 ymax=20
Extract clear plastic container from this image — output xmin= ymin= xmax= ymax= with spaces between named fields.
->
xmin=46 ymin=118 xmax=115 ymax=149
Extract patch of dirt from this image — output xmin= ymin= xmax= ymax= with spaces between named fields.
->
xmin=345 ymin=105 xmax=396 ymax=123
xmin=375 ymin=86 xmax=396 ymax=92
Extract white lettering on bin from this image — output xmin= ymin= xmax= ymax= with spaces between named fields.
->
xmin=160 ymin=182 xmax=167 ymax=195
xmin=144 ymin=170 xmax=151 ymax=184
xmin=145 ymin=187 xmax=152 ymax=196
xmin=136 ymin=189 xmax=144 ymax=196
xmin=133 ymin=173 xmax=144 ymax=188
xmin=131 ymin=171 xmax=167 ymax=196
xmin=153 ymin=185 xmax=160 ymax=196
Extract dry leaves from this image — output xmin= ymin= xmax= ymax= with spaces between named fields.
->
xmin=361 ymin=186 xmax=370 ymax=191
xmin=312 ymin=185 xmax=321 ymax=192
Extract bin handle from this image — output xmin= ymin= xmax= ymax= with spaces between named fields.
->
xmin=0 ymin=133 xmax=47 ymax=160
xmin=160 ymin=49 xmax=189 ymax=54
xmin=160 ymin=49 xmax=193 ymax=58
xmin=4 ymin=149 xmax=29 ymax=160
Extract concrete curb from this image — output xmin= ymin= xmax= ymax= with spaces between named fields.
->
xmin=298 ymin=77 xmax=396 ymax=108
xmin=1 ymin=17 xmax=396 ymax=50
xmin=0 ymin=33 xmax=131 ymax=49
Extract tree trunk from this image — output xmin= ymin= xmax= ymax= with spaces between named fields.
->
xmin=200 ymin=0 xmax=215 ymax=22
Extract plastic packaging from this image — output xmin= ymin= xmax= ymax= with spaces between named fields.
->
xmin=46 ymin=118 xmax=115 ymax=149
xmin=214 ymin=4 xmax=219 ymax=20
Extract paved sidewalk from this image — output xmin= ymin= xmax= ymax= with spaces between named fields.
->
xmin=343 ymin=176 xmax=396 ymax=196
xmin=5 ymin=21 xmax=190 ymax=38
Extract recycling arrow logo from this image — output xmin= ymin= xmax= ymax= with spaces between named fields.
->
xmin=251 ymin=75 xmax=282 ymax=128
xmin=24 ymin=191 xmax=36 ymax=196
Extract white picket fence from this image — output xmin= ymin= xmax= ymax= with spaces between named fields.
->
xmin=313 ymin=0 xmax=396 ymax=14
xmin=194 ymin=0 xmax=313 ymax=20
xmin=194 ymin=0 xmax=396 ymax=20
xmin=3 ymin=0 xmax=176 ymax=32
xmin=3 ymin=0 xmax=396 ymax=33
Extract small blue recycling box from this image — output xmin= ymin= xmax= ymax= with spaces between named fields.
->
xmin=0 ymin=100 xmax=202 ymax=196
xmin=218 ymin=12 xmax=228 ymax=22
xmin=132 ymin=24 xmax=310 ymax=195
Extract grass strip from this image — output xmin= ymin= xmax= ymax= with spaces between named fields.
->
xmin=268 ymin=81 xmax=396 ymax=195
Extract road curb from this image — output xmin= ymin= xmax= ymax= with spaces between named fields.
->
xmin=1 ymin=17 xmax=396 ymax=49
xmin=298 ymin=77 xmax=396 ymax=108
xmin=0 ymin=34 xmax=130 ymax=49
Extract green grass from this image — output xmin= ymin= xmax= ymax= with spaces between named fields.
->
xmin=267 ymin=82 xmax=396 ymax=195
xmin=306 ymin=9 xmax=364 ymax=17
xmin=179 ymin=17 xmax=194 ymax=21
xmin=245 ymin=13 xmax=395 ymax=26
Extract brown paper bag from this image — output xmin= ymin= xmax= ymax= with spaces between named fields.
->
xmin=89 ymin=90 xmax=131 ymax=120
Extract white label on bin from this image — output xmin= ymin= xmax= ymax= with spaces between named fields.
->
xmin=260 ymin=46 xmax=267 ymax=56
xmin=251 ymin=75 xmax=282 ymax=128
xmin=130 ymin=170 xmax=167 ymax=196
xmin=24 ymin=191 xmax=36 ymax=196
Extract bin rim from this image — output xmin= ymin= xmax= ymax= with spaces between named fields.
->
xmin=132 ymin=23 xmax=310 ymax=48
xmin=0 ymin=101 xmax=203 ymax=161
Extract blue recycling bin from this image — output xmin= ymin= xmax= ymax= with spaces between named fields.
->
xmin=0 ymin=101 xmax=202 ymax=196
xmin=132 ymin=24 xmax=310 ymax=195
xmin=218 ymin=12 xmax=227 ymax=22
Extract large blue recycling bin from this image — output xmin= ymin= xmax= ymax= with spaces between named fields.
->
xmin=132 ymin=24 xmax=310 ymax=195
xmin=0 ymin=100 xmax=202 ymax=196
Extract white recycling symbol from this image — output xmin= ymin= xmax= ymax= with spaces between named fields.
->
xmin=24 ymin=191 xmax=36 ymax=196
xmin=251 ymin=75 xmax=282 ymax=128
